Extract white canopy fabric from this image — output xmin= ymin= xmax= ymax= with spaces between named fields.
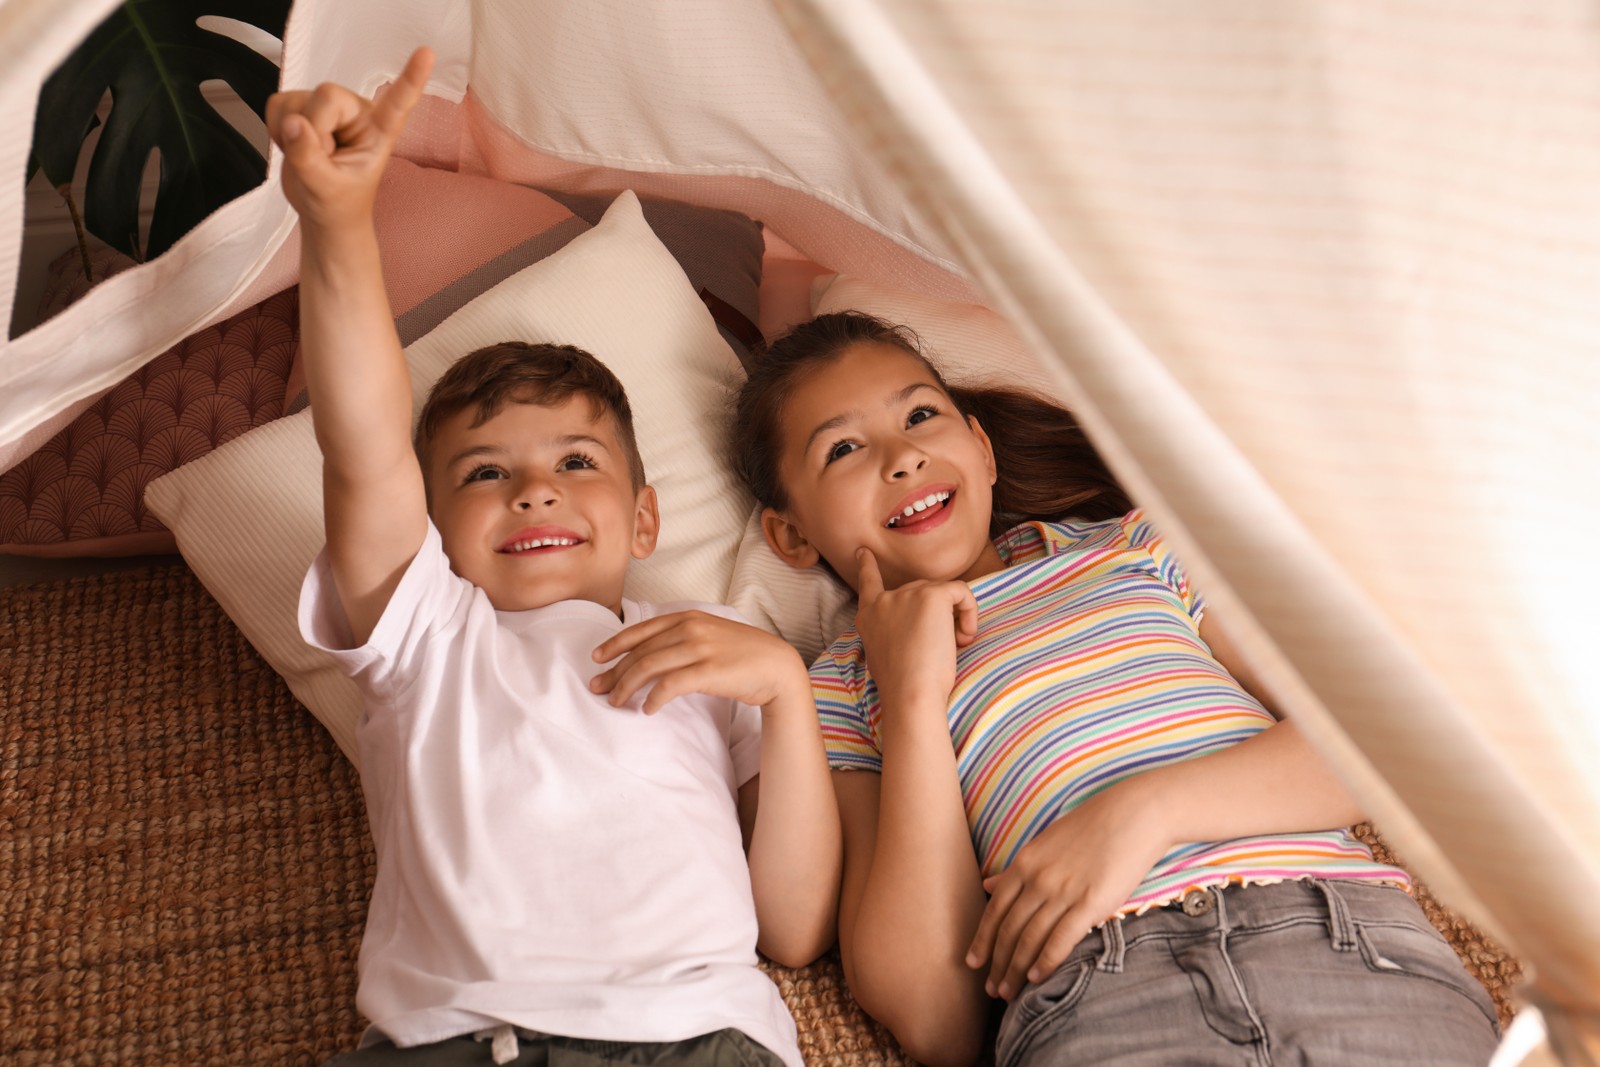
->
xmin=3 ymin=1 xmax=1597 ymax=1061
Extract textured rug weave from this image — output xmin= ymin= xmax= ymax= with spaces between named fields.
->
xmin=0 ymin=564 xmax=1516 ymax=1066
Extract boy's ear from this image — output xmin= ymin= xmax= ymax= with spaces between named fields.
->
xmin=968 ymin=414 xmax=998 ymax=486
xmin=630 ymin=485 xmax=661 ymax=560
xmin=760 ymin=507 xmax=821 ymax=571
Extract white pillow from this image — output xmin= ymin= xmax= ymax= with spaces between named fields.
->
xmin=725 ymin=272 xmax=1057 ymax=664
xmin=147 ymin=192 xmax=753 ymax=765
xmin=726 ymin=507 xmax=854 ymax=667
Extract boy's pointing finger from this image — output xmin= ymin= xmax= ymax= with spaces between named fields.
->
xmin=277 ymin=113 xmax=338 ymax=178
xmin=375 ymin=46 xmax=436 ymax=133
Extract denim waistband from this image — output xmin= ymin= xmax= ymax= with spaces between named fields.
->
xmin=1094 ymin=877 xmax=1405 ymax=973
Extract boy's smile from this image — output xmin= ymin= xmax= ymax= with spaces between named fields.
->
xmin=427 ymin=395 xmax=657 ymax=614
xmin=498 ymin=525 xmax=584 ymax=553
xmin=765 ymin=341 xmax=1005 ymax=592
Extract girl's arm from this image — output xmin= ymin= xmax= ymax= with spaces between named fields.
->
xmin=834 ymin=550 xmax=990 ymax=1067
xmin=835 ymin=740 xmax=989 ymax=1067
xmin=589 ymin=611 xmax=841 ymax=967
xmin=738 ymin=673 xmax=843 ymax=967
xmin=966 ymin=611 xmax=1363 ymax=1001
xmin=1189 ymin=609 xmax=1364 ymax=828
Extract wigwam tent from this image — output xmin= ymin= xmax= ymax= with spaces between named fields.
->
xmin=2 ymin=1 xmax=1597 ymax=1064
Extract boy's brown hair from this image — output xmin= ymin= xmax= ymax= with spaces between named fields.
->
xmin=414 ymin=341 xmax=646 ymax=490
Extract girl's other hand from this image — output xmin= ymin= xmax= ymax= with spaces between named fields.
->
xmin=266 ymin=46 xmax=434 ymax=228
xmin=853 ymin=547 xmax=978 ymax=710
xmin=964 ymin=779 xmax=1169 ymax=1001
xmin=590 ymin=611 xmax=809 ymax=714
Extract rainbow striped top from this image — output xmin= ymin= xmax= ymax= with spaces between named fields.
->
xmin=812 ymin=510 xmax=1409 ymax=915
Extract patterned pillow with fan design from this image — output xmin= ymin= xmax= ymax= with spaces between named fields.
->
xmin=0 ymin=288 xmax=299 ymax=557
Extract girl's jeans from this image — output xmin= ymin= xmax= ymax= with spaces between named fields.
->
xmin=996 ymin=878 xmax=1500 ymax=1067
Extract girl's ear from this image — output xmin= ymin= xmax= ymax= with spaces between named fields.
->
xmin=967 ymin=414 xmax=998 ymax=486
xmin=630 ymin=485 xmax=662 ymax=559
xmin=760 ymin=507 xmax=821 ymax=570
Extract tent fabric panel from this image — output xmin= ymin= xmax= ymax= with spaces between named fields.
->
xmin=466 ymin=0 xmax=949 ymax=265
xmin=456 ymin=95 xmax=980 ymax=302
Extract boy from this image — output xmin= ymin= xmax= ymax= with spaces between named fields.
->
xmin=269 ymin=48 xmax=840 ymax=1066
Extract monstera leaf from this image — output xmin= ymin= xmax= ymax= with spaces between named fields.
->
xmin=31 ymin=0 xmax=291 ymax=261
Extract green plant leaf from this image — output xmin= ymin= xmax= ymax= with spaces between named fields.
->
xmin=31 ymin=0 xmax=290 ymax=260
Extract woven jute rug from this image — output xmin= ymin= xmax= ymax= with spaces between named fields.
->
xmin=0 ymin=564 xmax=1517 ymax=1066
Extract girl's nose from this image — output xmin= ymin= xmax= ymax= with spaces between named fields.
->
xmin=886 ymin=446 xmax=929 ymax=481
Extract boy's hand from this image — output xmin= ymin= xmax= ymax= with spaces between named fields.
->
xmin=964 ymin=779 xmax=1168 ymax=1001
xmin=590 ymin=612 xmax=809 ymax=714
xmin=853 ymin=546 xmax=978 ymax=710
xmin=266 ymin=46 xmax=434 ymax=229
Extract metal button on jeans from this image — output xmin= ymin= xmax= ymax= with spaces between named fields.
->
xmin=1180 ymin=888 xmax=1215 ymax=916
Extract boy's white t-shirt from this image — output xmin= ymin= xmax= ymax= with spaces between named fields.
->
xmin=298 ymin=523 xmax=802 ymax=1067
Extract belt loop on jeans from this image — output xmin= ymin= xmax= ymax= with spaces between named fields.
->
xmin=1312 ymin=878 xmax=1359 ymax=951
xmin=1096 ymin=916 xmax=1127 ymax=973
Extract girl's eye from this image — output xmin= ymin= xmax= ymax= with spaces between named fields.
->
xmin=559 ymin=452 xmax=597 ymax=471
xmin=907 ymin=405 xmax=939 ymax=427
xmin=464 ymin=463 xmax=505 ymax=483
xmin=824 ymin=440 xmax=859 ymax=465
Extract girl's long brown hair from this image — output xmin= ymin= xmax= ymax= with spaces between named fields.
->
xmin=734 ymin=311 xmax=1130 ymax=539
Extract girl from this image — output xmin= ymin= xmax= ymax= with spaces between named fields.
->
xmin=734 ymin=312 xmax=1500 ymax=1067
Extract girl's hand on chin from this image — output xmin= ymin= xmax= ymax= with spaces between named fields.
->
xmin=853 ymin=547 xmax=978 ymax=709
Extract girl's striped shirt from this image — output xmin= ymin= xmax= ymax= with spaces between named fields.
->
xmin=812 ymin=509 xmax=1409 ymax=916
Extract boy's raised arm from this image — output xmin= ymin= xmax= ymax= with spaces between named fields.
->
xmin=267 ymin=48 xmax=435 ymax=645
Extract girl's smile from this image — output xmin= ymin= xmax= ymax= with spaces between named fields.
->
xmin=763 ymin=341 xmax=1005 ymax=592
xmin=884 ymin=486 xmax=955 ymax=532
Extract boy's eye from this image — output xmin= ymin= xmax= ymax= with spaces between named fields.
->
xmin=464 ymin=464 xmax=505 ymax=483
xmin=824 ymin=440 xmax=859 ymax=465
xmin=559 ymin=453 xmax=597 ymax=471
xmin=907 ymin=405 xmax=938 ymax=427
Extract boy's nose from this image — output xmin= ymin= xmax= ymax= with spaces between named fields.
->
xmin=514 ymin=481 xmax=560 ymax=509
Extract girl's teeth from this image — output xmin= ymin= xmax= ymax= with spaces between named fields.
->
xmin=888 ymin=491 xmax=951 ymax=527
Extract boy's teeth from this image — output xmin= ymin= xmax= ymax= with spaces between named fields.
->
xmin=511 ymin=537 xmax=575 ymax=551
